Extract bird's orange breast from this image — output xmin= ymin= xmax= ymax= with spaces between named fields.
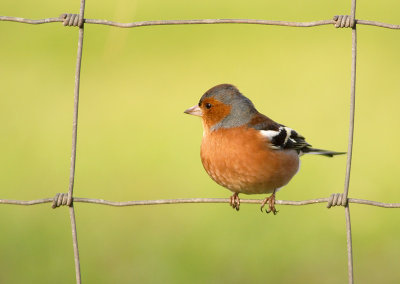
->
xmin=200 ymin=127 xmax=299 ymax=194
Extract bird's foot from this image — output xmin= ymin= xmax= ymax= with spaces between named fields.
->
xmin=229 ymin=193 xmax=240 ymax=211
xmin=260 ymin=193 xmax=278 ymax=215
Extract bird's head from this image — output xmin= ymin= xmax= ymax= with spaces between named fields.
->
xmin=184 ymin=84 xmax=258 ymax=133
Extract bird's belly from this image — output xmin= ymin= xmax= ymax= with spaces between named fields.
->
xmin=200 ymin=129 xmax=300 ymax=194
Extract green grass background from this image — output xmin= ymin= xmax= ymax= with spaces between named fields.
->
xmin=1 ymin=0 xmax=400 ymax=283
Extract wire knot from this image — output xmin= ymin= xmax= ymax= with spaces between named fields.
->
xmin=60 ymin=13 xmax=84 ymax=27
xmin=52 ymin=193 xmax=73 ymax=208
xmin=327 ymin=193 xmax=348 ymax=208
xmin=333 ymin=15 xmax=355 ymax=28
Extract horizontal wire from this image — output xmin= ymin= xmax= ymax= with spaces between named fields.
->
xmin=0 ymin=16 xmax=400 ymax=29
xmin=85 ymin=18 xmax=334 ymax=28
xmin=0 ymin=197 xmax=399 ymax=208
xmin=0 ymin=16 xmax=61 ymax=24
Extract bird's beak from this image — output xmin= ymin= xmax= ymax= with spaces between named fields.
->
xmin=184 ymin=105 xmax=202 ymax=117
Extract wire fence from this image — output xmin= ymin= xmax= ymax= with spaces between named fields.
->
xmin=1 ymin=0 xmax=400 ymax=283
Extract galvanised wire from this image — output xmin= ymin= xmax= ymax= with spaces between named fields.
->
xmin=65 ymin=1 xmax=86 ymax=283
xmin=1 ymin=15 xmax=400 ymax=29
xmin=1 ymin=196 xmax=400 ymax=208
xmin=1 ymin=2 xmax=400 ymax=283
xmin=342 ymin=1 xmax=357 ymax=282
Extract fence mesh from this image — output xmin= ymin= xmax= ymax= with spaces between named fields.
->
xmin=1 ymin=0 xmax=400 ymax=283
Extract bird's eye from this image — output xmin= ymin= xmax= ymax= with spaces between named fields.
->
xmin=205 ymin=103 xmax=212 ymax=109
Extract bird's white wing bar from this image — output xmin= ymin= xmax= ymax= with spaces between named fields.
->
xmin=260 ymin=129 xmax=280 ymax=140
xmin=282 ymin=127 xmax=294 ymax=145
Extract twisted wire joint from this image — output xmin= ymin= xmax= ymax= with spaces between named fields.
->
xmin=327 ymin=193 xmax=348 ymax=208
xmin=52 ymin=193 xmax=73 ymax=208
xmin=60 ymin=13 xmax=84 ymax=28
xmin=333 ymin=15 xmax=355 ymax=28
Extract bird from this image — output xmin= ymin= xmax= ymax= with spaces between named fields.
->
xmin=184 ymin=84 xmax=345 ymax=214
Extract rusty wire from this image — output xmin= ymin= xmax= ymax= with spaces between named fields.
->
xmin=1 ymin=4 xmax=400 ymax=284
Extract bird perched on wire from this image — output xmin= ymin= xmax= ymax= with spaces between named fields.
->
xmin=184 ymin=84 xmax=345 ymax=214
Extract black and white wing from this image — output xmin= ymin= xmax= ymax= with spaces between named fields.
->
xmin=248 ymin=113 xmax=345 ymax=157
xmin=260 ymin=125 xmax=310 ymax=152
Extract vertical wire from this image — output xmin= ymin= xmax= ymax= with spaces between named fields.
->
xmin=345 ymin=206 xmax=354 ymax=284
xmin=344 ymin=0 xmax=357 ymax=283
xmin=69 ymin=206 xmax=81 ymax=283
xmin=343 ymin=0 xmax=357 ymax=201
xmin=68 ymin=0 xmax=86 ymax=283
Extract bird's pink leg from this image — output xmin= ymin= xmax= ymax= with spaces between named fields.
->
xmin=260 ymin=190 xmax=278 ymax=215
xmin=229 ymin=192 xmax=240 ymax=211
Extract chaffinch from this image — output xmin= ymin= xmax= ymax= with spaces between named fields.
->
xmin=184 ymin=84 xmax=345 ymax=214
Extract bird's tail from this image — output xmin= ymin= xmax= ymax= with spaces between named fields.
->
xmin=302 ymin=147 xmax=346 ymax=157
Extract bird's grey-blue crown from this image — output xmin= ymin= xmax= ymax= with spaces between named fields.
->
xmin=200 ymin=84 xmax=258 ymax=130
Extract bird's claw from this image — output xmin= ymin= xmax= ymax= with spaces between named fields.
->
xmin=229 ymin=193 xmax=240 ymax=211
xmin=260 ymin=193 xmax=278 ymax=215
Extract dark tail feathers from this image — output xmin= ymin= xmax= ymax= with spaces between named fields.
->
xmin=302 ymin=147 xmax=346 ymax=157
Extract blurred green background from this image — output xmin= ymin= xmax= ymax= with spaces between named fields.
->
xmin=1 ymin=0 xmax=400 ymax=283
